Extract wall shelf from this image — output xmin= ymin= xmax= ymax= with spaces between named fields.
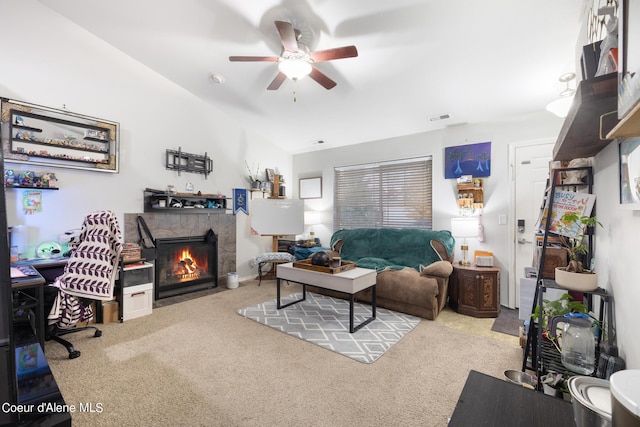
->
xmin=553 ymin=73 xmax=619 ymax=161
xmin=607 ymin=100 xmax=640 ymax=139
xmin=5 ymin=185 xmax=59 ymax=190
xmin=143 ymin=188 xmax=229 ymax=213
xmin=456 ymin=182 xmax=483 ymax=213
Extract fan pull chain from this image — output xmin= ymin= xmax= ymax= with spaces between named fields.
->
xmin=293 ymin=81 xmax=297 ymax=102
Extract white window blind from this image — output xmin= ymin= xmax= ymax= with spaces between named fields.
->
xmin=334 ymin=157 xmax=432 ymax=230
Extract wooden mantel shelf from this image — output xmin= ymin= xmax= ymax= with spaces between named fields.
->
xmin=553 ymin=73 xmax=618 ymax=161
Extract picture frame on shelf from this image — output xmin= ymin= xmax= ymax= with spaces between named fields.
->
xmin=299 ymin=177 xmax=322 ymax=199
xmin=265 ymin=168 xmax=275 ymax=182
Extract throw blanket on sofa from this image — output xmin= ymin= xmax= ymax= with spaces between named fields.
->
xmin=330 ymin=228 xmax=455 ymax=272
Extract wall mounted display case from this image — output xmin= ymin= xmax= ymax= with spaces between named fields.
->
xmin=1 ymin=98 xmax=119 ymax=173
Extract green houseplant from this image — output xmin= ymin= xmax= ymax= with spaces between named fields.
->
xmin=554 ymin=212 xmax=602 ymax=291
xmin=531 ymin=293 xmax=590 ymax=331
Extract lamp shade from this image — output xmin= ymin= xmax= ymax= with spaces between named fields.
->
xmin=546 ymin=95 xmax=575 ymax=118
xmin=450 ymin=217 xmax=479 ymax=238
xmin=304 ymin=211 xmax=322 ymax=225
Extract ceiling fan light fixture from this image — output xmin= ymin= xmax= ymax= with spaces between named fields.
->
xmin=545 ymin=72 xmax=576 ymax=118
xmin=546 ymin=95 xmax=575 ymax=118
xmin=278 ymin=57 xmax=312 ymax=81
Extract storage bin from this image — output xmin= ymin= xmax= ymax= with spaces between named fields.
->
xmin=122 ymin=282 xmax=153 ymax=321
xmin=121 ymin=262 xmax=153 ymax=287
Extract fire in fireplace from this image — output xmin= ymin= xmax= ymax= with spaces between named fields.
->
xmin=155 ymin=234 xmax=218 ymax=299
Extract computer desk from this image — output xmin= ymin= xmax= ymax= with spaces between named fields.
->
xmin=11 ymin=258 xmax=68 ymax=349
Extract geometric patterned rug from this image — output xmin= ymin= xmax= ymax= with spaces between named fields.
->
xmin=237 ymin=292 xmax=421 ymax=363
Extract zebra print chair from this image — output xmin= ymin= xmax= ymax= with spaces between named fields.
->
xmin=46 ymin=210 xmax=123 ymax=359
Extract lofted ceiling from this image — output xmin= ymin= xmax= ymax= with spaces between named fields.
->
xmin=38 ymin=0 xmax=585 ymax=154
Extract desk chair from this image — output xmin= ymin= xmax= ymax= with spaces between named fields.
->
xmin=46 ymin=210 xmax=123 ymax=359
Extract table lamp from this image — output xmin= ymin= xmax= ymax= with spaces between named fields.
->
xmin=450 ymin=217 xmax=479 ymax=266
xmin=304 ymin=211 xmax=322 ymax=245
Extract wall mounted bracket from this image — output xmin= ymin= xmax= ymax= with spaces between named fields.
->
xmin=166 ymin=147 xmax=212 ymax=178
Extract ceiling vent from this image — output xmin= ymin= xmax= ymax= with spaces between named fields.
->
xmin=429 ymin=114 xmax=450 ymax=122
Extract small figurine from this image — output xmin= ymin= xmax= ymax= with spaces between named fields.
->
xmin=4 ymin=169 xmax=15 ymax=186
xmin=40 ymin=173 xmax=51 ymax=188
xmin=19 ymin=171 xmax=35 ymax=186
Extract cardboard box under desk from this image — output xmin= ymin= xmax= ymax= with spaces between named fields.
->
xmin=101 ymin=301 xmax=119 ymax=324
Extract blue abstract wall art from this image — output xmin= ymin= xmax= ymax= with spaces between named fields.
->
xmin=444 ymin=141 xmax=491 ymax=179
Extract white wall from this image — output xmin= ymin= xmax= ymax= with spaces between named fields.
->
xmin=0 ymin=1 xmax=290 ymax=278
xmin=592 ymin=141 xmax=640 ymax=369
xmin=292 ymin=111 xmax=564 ymax=307
xmin=293 ymin=117 xmax=640 ymax=369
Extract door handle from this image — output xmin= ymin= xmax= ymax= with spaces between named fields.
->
xmin=517 ymin=238 xmax=532 ymax=244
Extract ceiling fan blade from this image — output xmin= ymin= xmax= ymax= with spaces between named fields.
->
xmin=275 ymin=21 xmax=299 ymax=52
xmin=310 ymin=46 xmax=358 ymax=62
xmin=308 ymin=67 xmax=337 ymax=90
xmin=267 ymin=72 xmax=287 ymax=90
xmin=229 ymin=56 xmax=279 ymax=62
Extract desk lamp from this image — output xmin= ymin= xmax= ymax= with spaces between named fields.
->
xmin=451 ymin=217 xmax=479 ymax=266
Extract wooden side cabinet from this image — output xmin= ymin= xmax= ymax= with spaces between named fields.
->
xmin=449 ymin=265 xmax=500 ymax=318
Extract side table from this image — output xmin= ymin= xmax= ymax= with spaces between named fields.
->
xmin=449 ymin=264 xmax=500 ymax=318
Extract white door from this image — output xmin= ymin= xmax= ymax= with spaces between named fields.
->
xmin=509 ymin=141 xmax=554 ymax=308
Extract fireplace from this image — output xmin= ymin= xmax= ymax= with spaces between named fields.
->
xmin=155 ymin=234 xmax=218 ymax=299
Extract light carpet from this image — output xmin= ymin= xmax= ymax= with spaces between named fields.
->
xmin=45 ymin=280 xmax=523 ymax=427
xmin=237 ymin=292 xmax=420 ymax=363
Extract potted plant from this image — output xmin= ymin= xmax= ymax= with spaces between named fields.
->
xmin=540 ymin=371 xmax=572 ymax=400
xmin=531 ymin=293 xmax=590 ymax=331
xmin=245 ymin=160 xmax=262 ymax=190
xmin=554 ymin=212 xmax=602 ymax=291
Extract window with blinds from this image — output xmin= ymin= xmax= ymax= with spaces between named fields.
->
xmin=334 ymin=157 xmax=432 ymax=231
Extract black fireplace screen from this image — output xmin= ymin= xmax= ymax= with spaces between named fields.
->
xmin=155 ymin=234 xmax=218 ymax=299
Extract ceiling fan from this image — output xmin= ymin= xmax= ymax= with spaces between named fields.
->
xmin=229 ymin=21 xmax=358 ymax=90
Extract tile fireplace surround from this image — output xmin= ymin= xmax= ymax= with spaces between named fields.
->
xmin=123 ymin=212 xmax=236 ymax=288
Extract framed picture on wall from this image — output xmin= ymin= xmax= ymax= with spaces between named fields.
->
xmin=299 ymin=177 xmax=322 ymax=199
xmin=619 ymin=138 xmax=640 ymax=209
xmin=444 ymin=141 xmax=491 ymax=179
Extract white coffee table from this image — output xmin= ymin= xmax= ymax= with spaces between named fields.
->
xmin=276 ymin=262 xmax=377 ymax=333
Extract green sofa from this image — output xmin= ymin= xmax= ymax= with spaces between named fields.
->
xmin=308 ymin=228 xmax=456 ymax=320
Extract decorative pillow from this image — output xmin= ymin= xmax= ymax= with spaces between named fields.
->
xmin=420 ymin=261 xmax=453 ymax=277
